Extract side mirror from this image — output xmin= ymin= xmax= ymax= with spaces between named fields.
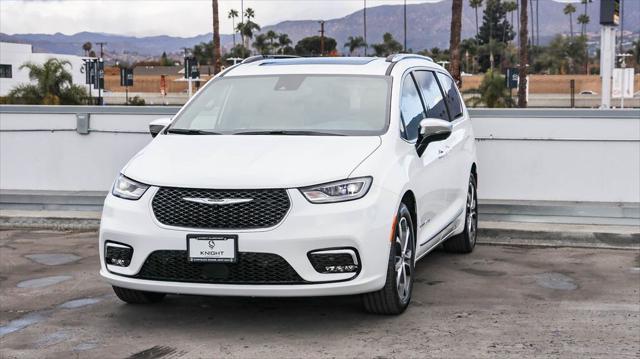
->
xmin=416 ymin=118 xmax=452 ymax=156
xmin=149 ymin=118 xmax=172 ymax=138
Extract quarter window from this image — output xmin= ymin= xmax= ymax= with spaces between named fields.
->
xmin=413 ymin=71 xmax=449 ymax=122
xmin=400 ymin=74 xmax=426 ymax=141
xmin=0 ymin=64 xmax=11 ymax=78
xmin=436 ymin=72 xmax=464 ymax=120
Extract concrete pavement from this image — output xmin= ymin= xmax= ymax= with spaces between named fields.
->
xmin=0 ymin=229 xmax=639 ymax=358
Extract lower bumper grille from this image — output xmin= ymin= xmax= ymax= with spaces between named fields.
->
xmin=134 ymin=251 xmax=305 ymax=284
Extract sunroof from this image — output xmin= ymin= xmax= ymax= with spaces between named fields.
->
xmin=260 ymin=57 xmax=376 ymax=66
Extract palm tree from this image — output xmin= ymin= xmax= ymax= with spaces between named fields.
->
xmin=577 ymin=14 xmax=590 ymax=37
xmin=563 ymin=4 xmax=576 ymax=38
xmin=469 ymin=0 xmax=483 ymax=39
xmin=81 ymin=42 xmax=92 ymax=56
xmin=228 ymin=9 xmax=239 ymax=47
xmin=238 ymin=8 xmax=260 ymax=49
xmin=344 ymin=36 xmax=367 ymax=56
xmin=252 ymin=34 xmax=269 ymax=55
xmin=518 ymin=0 xmax=528 ymax=108
xmin=466 ymin=69 xmax=514 ymax=107
xmin=212 ymin=0 xmax=221 ymax=74
xmin=266 ymin=30 xmax=278 ymax=54
xmin=7 ymin=58 xmax=87 ymax=105
xmin=277 ymin=33 xmax=292 ymax=54
xmin=450 ymin=0 xmax=463 ymax=85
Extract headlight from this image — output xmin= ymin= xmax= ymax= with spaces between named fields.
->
xmin=300 ymin=177 xmax=372 ymax=204
xmin=112 ymin=174 xmax=149 ymax=200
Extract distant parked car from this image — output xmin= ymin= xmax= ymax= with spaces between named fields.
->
xmin=99 ymin=54 xmax=478 ymax=315
xmin=579 ymin=90 xmax=598 ymax=95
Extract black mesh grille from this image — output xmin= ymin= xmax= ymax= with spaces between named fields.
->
xmin=152 ymin=187 xmax=290 ymax=229
xmin=134 ymin=251 xmax=305 ymax=284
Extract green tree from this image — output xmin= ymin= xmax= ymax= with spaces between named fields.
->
xmin=577 ymin=14 xmax=590 ymax=37
xmin=344 ymin=36 xmax=367 ymax=56
xmin=228 ymin=9 xmax=239 ymax=47
xmin=159 ymin=52 xmax=173 ymax=66
xmin=532 ymin=35 xmax=587 ymax=74
xmin=563 ymin=4 xmax=576 ymax=38
xmin=277 ymin=33 xmax=293 ymax=54
xmin=295 ymin=36 xmax=337 ymax=56
xmin=7 ymin=59 xmax=87 ymax=105
xmin=192 ymin=41 xmax=215 ymax=64
xmin=503 ymin=1 xmax=518 ymax=41
xmin=266 ymin=30 xmax=278 ymax=53
xmin=469 ymin=0 xmax=483 ymax=39
xmin=476 ymin=0 xmax=515 ymax=71
xmin=371 ymin=33 xmax=403 ymax=57
xmin=580 ymin=0 xmax=593 ymax=36
xmin=82 ymin=42 xmax=92 ymax=56
xmin=252 ymin=34 xmax=270 ymax=55
xmin=466 ymin=69 xmax=513 ymax=108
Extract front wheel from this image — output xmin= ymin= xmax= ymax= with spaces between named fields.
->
xmin=362 ymin=202 xmax=415 ymax=315
xmin=443 ymin=173 xmax=478 ymax=253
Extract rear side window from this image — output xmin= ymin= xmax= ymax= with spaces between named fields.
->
xmin=436 ymin=73 xmax=464 ymax=120
xmin=400 ymin=74 xmax=426 ymax=141
xmin=413 ymin=71 xmax=449 ymax=122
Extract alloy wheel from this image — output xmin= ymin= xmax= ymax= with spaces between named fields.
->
xmin=394 ymin=216 xmax=413 ymax=303
xmin=466 ymin=180 xmax=478 ymax=246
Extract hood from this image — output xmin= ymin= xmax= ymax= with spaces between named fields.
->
xmin=123 ymin=135 xmax=382 ymax=189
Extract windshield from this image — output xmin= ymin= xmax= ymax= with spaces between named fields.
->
xmin=168 ymin=75 xmax=390 ymax=136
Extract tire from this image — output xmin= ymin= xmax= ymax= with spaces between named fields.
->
xmin=444 ymin=173 xmax=478 ymax=254
xmin=362 ymin=202 xmax=415 ymax=315
xmin=112 ymin=286 xmax=166 ymax=304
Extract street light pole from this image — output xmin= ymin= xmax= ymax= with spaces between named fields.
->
xmin=364 ymin=0 xmax=367 ymax=56
xmin=318 ymin=20 xmax=325 ymax=56
xmin=404 ymin=0 xmax=407 ymax=51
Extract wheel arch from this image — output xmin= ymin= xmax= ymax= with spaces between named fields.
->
xmin=400 ymin=190 xmax=417 ymax=238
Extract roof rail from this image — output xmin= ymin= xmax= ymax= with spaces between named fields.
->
xmin=385 ymin=54 xmax=434 ymax=63
xmin=241 ymin=55 xmax=300 ymax=64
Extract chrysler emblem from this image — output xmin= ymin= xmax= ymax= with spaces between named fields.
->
xmin=182 ymin=197 xmax=253 ymax=205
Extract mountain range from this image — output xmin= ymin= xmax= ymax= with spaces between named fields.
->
xmin=1 ymin=0 xmax=638 ymax=62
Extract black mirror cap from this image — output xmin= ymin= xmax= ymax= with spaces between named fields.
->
xmin=149 ymin=124 xmax=165 ymax=138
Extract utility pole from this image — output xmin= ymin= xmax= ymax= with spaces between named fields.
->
xmin=619 ymin=0 xmax=624 ymax=55
xmin=318 ymin=20 xmax=325 ymax=56
xmin=96 ymin=42 xmax=107 ymax=58
xmin=364 ymin=0 xmax=367 ymax=56
xmin=404 ymin=0 xmax=407 ymax=52
xmin=535 ymin=0 xmax=540 ymax=46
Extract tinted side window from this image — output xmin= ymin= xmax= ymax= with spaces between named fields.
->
xmin=436 ymin=73 xmax=463 ymax=120
xmin=413 ymin=71 xmax=449 ymax=122
xmin=400 ymin=74 xmax=426 ymax=141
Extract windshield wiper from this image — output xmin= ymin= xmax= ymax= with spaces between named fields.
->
xmin=166 ymin=128 xmax=222 ymax=135
xmin=232 ymin=130 xmax=345 ymax=136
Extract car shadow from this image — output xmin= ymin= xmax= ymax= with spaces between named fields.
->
xmin=106 ymin=248 xmax=458 ymax=336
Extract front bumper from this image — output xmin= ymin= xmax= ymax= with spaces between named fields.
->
xmin=99 ymin=184 xmax=398 ymax=297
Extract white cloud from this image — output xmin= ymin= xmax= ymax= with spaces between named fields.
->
xmin=0 ymin=0 xmax=442 ymax=37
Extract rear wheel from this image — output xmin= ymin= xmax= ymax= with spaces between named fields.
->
xmin=112 ymin=286 xmax=166 ymax=304
xmin=362 ymin=202 xmax=415 ymax=315
xmin=443 ymin=173 xmax=478 ymax=253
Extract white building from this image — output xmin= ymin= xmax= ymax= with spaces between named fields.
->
xmin=0 ymin=42 xmax=86 ymax=96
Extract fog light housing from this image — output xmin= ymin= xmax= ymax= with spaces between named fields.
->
xmin=105 ymin=242 xmax=133 ymax=267
xmin=308 ymin=248 xmax=359 ymax=274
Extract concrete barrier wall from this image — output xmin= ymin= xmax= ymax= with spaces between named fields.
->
xmin=1 ymin=106 xmax=639 ymax=204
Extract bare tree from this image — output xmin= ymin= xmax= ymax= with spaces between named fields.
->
xmin=518 ymin=0 xmax=528 ymax=108
xmin=449 ymin=0 xmax=463 ymax=85
xmin=212 ymin=0 xmax=222 ymax=74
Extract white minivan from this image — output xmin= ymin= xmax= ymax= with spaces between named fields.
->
xmin=100 ymin=55 xmax=478 ymax=314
